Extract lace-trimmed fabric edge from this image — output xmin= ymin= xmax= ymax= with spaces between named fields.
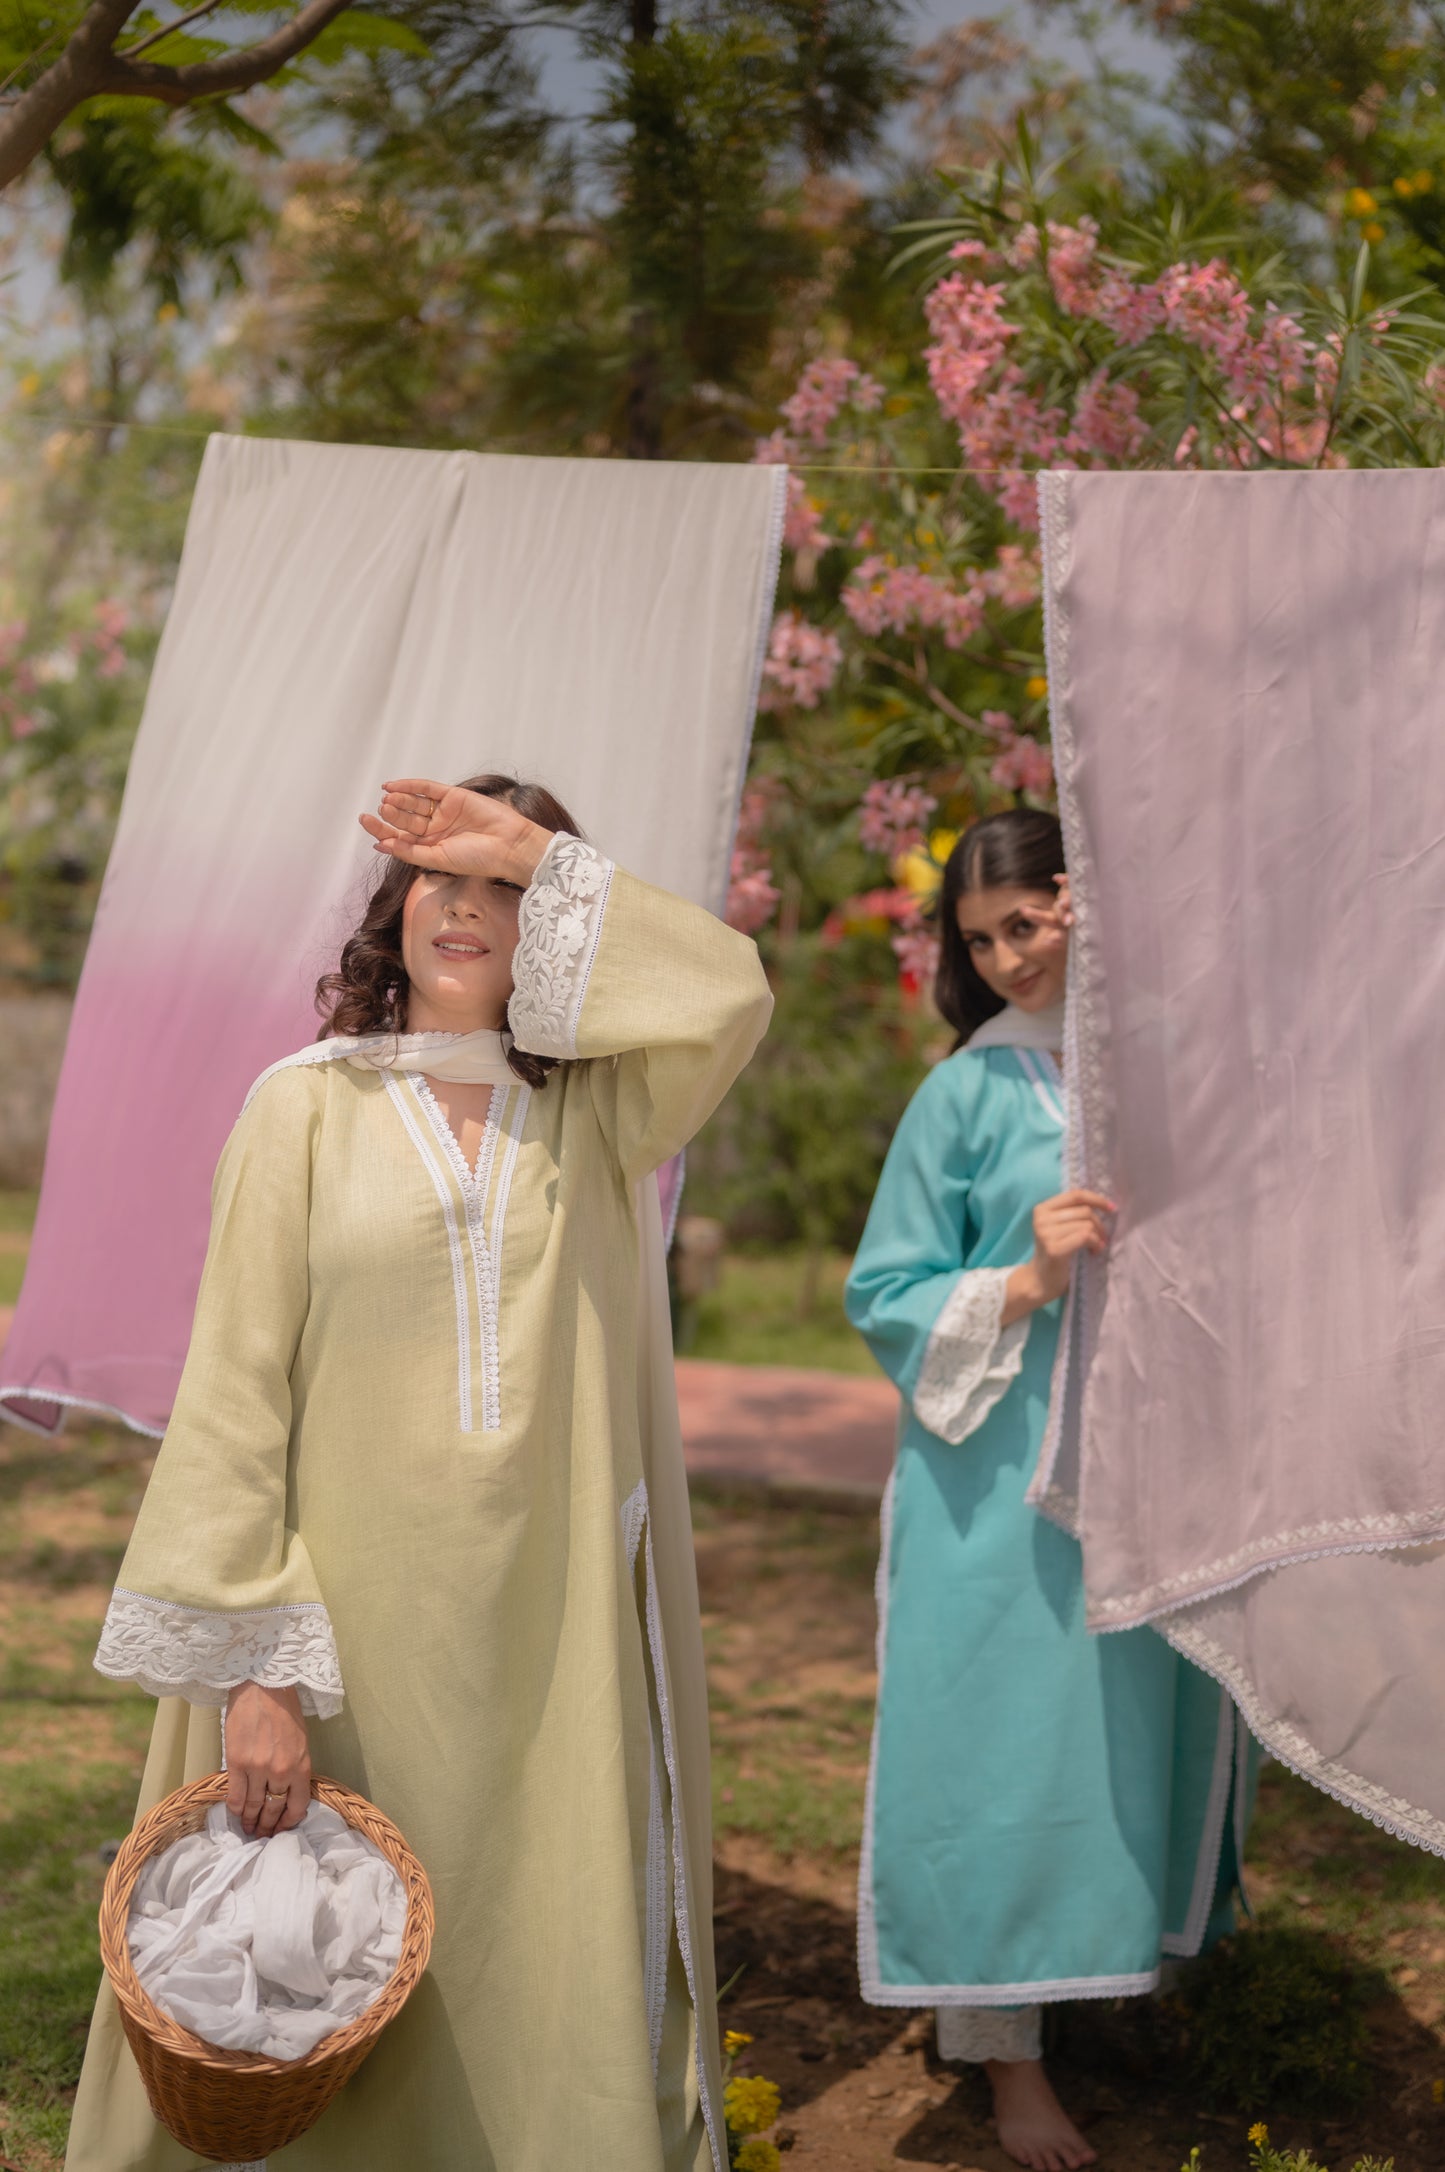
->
xmin=508 ymin=833 xmax=615 ymax=1060
xmin=1162 ymin=1614 xmax=1445 ymax=1859
xmin=94 ymin=1589 xmax=344 ymax=1722
xmin=912 ymin=1268 xmax=1028 ymax=1446
xmin=936 ymin=2003 xmax=1043 ymax=2064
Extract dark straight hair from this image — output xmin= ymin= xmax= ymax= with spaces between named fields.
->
xmin=314 ymin=772 xmax=583 ymax=1091
xmin=933 ymin=808 xmax=1066 ymax=1050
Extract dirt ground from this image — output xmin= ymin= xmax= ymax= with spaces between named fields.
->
xmin=693 ymin=1489 xmax=1445 ymax=2172
xmin=4 ymin=1431 xmax=1445 ymax=2170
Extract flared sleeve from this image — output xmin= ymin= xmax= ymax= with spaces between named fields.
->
xmin=508 ymin=832 xmax=773 ymax=1178
xmin=94 ymin=1067 xmax=343 ymax=1719
xmin=845 ymin=1061 xmax=1029 ymax=1446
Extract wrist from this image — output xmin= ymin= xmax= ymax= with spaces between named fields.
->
xmin=506 ymin=819 xmax=553 ymax=887
xmin=1002 ymin=1262 xmax=1048 ymax=1326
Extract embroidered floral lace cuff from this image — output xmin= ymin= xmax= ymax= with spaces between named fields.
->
xmin=508 ymin=833 xmax=614 ymax=1059
xmin=94 ymin=1589 xmax=344 ymax=1720
xmin=912 ymin=1268 xmax=1029 ymax=1446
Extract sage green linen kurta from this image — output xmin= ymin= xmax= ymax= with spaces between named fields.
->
xmin=69 ymin=837 xmax=771 ymax=2172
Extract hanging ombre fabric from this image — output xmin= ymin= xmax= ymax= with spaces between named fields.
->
xmin=1034 ymin=467 xmax=1445 ymax=1855
xmin=1 ymin=435 xmax=783 ymax=1437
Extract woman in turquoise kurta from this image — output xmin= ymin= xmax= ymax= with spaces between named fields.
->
xmin=846 ymin=810 xmax=1251 ymax=2172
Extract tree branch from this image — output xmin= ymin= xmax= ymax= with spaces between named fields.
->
xmin=0 ymin=0 xmax=138 ymax=190
xmin=0 ymin=0 xmax=355 ymax=188
xmin=119 ymin=0 xmax=229 ymax=63
xmin=93 ymin=0 xmax=355 ymax=105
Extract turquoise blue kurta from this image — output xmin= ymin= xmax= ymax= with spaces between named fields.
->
xmin=846 ymin=1044 xmax=1250 ymax=2007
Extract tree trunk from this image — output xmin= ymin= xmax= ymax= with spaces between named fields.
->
xmin=623 ymin=0 xmax=663 ymax=458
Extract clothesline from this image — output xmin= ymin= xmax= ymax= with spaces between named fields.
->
xmin=4 ymin=410 xmax=1017 ymax=476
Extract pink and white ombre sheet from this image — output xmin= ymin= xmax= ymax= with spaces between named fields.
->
xmin=1035 ymin=467 xmax=1445 ymax=1853
xmin=0 ymin=434 xmax=784 ymax=1438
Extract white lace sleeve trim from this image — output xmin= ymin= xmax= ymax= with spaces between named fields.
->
xmin=912 ymin=1267 xmax=1029 ymax=1445
xmin=94 ymin=1589 xmax=344 ymax=1721
xmin=507 ymin=833 xmax=614 ymax=1059
xmin=935 ymin=2003 xmax=1043 ymax=2064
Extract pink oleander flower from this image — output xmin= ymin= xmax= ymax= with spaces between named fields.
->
xmin=923 ymin=274 xmax=1019 ymax=429
xmin=753 ymin=430 xmax=794 ymax=466
xmin=892 ymin=924 xmax=942 ymax=988
xmin=1067 ymin=371 xmax=1149 ymax=462
xmin=949 ymin=238 xmax=991 ymax=261
xmin=990 ymin=733 xmax=1055 ymax=795
xmin=980 ymin=545 xmax=1042 ymax=609
xmin=841 ymin=560 xmax=987 ymax=648
xmin=758 ymin=610 xmax=843 ymax=710
xmin=783 ymin=474 xmax=830 ymax=554
xmin=858 ymin=778 xmax=939 ymax=859
xmin=1093 ymin=269 xmax=1168 ymax=346
xmin=780 ymin=357 xmax=884 ymax=446
xmin=1044 ymin=218 xmax=1102 ymax=316
xmin=978 ymin=708 xmax=1015 ymax=738
xmin=725 ymin=852 xmax=781 ymax=934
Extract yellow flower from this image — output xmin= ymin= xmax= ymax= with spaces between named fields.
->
xmin=735 ymin=2143 xmax=782 ymax=2172
xmin=1248 ymin=2122 xmax=1269 ymax=2145
xmin=17 ymin=371 xmax=39 ymax=398
xmin=1432 ymin=2076 xmax=1445 ymax=2103
xmin=1024 ymin=674 xmax=1049 ymax=702
xmin=1345 ymin=187 xmax=1378 ymax=216
xmin=724 ymin=2075 xmax=782 ymax=2135
xmin=723 ymin=2030 xmax=754 ymax=2057
xmin=1362 ymin=220 xmax=1386 ymax=242
xmin=1415 ymin=168 xmax=1435 ymax=191
xmin=156 ymin=301 xmax=180 ymax=324
xmin=1394 ymin=174 xmax=1415 ymax=195
xmin=893 ymin=828 xmax=959 ymax=899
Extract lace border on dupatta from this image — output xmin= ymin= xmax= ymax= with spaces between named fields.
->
xmin=508 ymin=834 xmax=614 ymax=1059
xmin=94 ymin=1589 xmax=344 ymax=1720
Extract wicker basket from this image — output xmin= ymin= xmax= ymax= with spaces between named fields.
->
xmin=99 ymin=1772 xmax=434 ymax=2163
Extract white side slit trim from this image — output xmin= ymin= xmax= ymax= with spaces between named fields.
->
xmin=1160 ymin=1689 xmax=1235 ymax=1957
xmin=621 ymin=1478 xmax=671 ymax=2079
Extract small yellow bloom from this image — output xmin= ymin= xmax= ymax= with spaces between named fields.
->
xmin=1362 ymin=220 xmax=1386 ymax=242
xmin=724 ymin=2074 xmax=782 ymax=2136
xmin=1345 ymin=187 xmax=1378 ymax=216
xmin=723 ymin=2030 xmax=754 ymax=2056
xmin=1432 ymin=2075 xmax=1445 ymax=2103
xmin=735 ymin=2143 xmax=782 ymax=2172
xmin=1415 ymin=168 xmax=1435 ymax=191
xmin=156 ymin=301 xmax=180 ymax=324
xmin=893 ymin=828 xmax=959 ymax=898
xmin=1248 ymin=2121 xmax=1269 ymax=2145
xmin=1394 ymin=174 xmax=1415 ymax=195
xmin=1025 ymin=674 xmax=1049 ymax=702
xmin=17 ymin=371 xmax=39 ymax=398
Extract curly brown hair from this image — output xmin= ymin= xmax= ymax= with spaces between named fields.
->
xmin=314 ymin=772 xmax=584 ymax=1092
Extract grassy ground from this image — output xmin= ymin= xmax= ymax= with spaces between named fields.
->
xmin=682 ymin=1246 xmax=878 ymax=1375
xmin=3 ymin=1443 xmax=1445 ymax=2169
xmin=0 ymin=1193 xmax=36 ymax=1310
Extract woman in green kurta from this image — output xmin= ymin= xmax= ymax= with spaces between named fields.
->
xmin=70 ymin=772 xmax=772 ymax=2172
xmin=845 ymin=810 xmax=1252 ymax=2172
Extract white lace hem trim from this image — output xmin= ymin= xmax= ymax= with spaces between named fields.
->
xmin=508 ymin=833 xmax=614 ymax=1059
xmin=912 ymin=1268 xmax=1028 ymax=1445
xmin=94 ymin=1589 xmax=344 ymax=1721
xmin=936 ymin=2003 xmax=1042 ymax=2063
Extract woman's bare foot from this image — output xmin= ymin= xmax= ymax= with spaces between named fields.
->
xmin=985 ymin=2056 xmax=1098 ymax=2172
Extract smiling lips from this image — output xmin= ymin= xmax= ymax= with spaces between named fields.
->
xmin=434 ymin=935 xmax=488 ymax=960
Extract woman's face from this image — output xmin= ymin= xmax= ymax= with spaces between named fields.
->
xmin=401 ymin=869 xmax=523 ymax=1034
xmin=956 ymin=884 xmax=1068 ymax=1011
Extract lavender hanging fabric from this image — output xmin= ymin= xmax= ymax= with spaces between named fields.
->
xmin=1034 ymin=468 xmax=1445 ymax=1854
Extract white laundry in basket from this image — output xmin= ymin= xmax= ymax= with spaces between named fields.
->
xmin=127 ymin=1802 xmax=406 ymax=2060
